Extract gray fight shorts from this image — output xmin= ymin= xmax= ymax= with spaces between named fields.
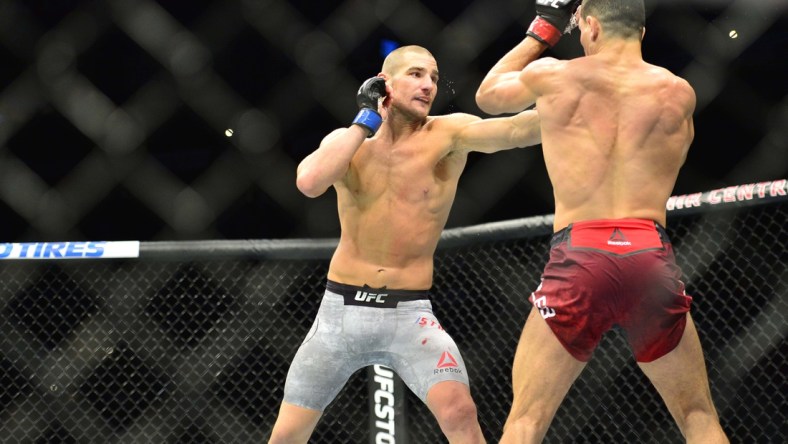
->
xmin=282 ymin=280 xmax=470 ymax=412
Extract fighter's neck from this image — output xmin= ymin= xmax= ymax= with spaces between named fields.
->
xmin=379 ymin=111 xmax=428 ymax=141
xmin=587 ymin=38 xmax=643 ymax=60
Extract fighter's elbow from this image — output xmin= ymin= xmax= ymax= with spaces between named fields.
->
xmin=475 ymin=89 xmax=506 ymax=116
xmin=295 ymin=172 xmax=325 ymax=198
xmin=475 ymin=90 xmax=494 ymax=114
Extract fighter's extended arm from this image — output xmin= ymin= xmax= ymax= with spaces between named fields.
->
xmin=296 ymin=77 xmax=387 ymax=198
xmin=453 ymin=109 xmax=541 ymax=154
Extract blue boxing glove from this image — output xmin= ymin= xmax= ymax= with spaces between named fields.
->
xmin=527 ymin=0 xmax=582 ymax=47
xmin=352 ymin=77 xmax=387 ymax=137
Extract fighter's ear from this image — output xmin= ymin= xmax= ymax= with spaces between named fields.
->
xmin=588 ymin=16 xmax=602 ymax=41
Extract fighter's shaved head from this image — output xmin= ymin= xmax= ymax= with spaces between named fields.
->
xmin=381 ymin=45 xmax=436 ymax=76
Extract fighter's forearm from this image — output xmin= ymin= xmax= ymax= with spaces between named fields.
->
xmin=511 ymin=109 xmax=542 ymax=147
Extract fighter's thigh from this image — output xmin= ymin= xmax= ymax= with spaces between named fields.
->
xmin=283 ymin=314 xmax=353 ymax=411
xmin=392 ymin=307 xmax=469 ymax=400
xmin=637 ymin=314 xmax=717 ymax=415
xmin=509 ymin=306 xmax=586 ymax=415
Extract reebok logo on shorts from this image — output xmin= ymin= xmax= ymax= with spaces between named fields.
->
xmin=436 ymin=351 xmax=458 ymax=368
xmin=607 ymin=228 xmax=632 ymax=246
xmin=434 ymin=351 xmax=462 ymax=374
xmin=566 ymin=220 xmax=663 ymax=255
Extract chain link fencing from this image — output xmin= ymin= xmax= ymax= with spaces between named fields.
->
xmin=0 ymin=186 xmax=786 ymax=443
xmin=1 ymin=0 xmax=785 ymax=243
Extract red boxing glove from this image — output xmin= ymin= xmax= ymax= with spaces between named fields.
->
xmin=527 ymin=0 xmax=582 ymax=47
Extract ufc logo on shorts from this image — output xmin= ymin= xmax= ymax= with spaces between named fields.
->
xmin=355 ymin=291 xmax=388 ymax=304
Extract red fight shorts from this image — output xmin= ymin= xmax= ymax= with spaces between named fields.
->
xmin=530 ymin=218 xmax=692 ymax=362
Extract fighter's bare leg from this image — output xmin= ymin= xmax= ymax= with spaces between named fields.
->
xmin=500 ymin=306 xmax=587 ymax=444
xmin=268 ymin=402 xmax=322 ymax=444
xmin=426 ymin=381 xmax=486 ymax=444
xmin=638 ymin=314 xmax=729 ymax=444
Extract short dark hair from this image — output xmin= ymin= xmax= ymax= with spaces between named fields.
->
xmin=581 ymin=0 xmax=645 ymax=39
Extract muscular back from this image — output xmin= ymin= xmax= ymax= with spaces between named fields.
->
xmin=533 ymin=55 xmax=695 ymax=230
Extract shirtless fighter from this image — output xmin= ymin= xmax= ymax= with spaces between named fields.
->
xmin=269 ymin=45 xmax=541 ymax=443
xmin=475 ymin=1 xmax=729 ymax=442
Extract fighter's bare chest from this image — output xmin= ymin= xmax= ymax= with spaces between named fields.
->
xmin=349 ymin=144 xmax=453 ymax=199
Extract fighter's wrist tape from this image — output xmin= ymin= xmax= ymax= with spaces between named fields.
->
xmin=527 ymin=17 xmax=561 ymax=47
xmin=352 ymin=108 xmax=382 ymax=137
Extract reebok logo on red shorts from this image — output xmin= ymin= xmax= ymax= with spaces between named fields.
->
xmin=607 ymin=228 xmax=632 ymax=246
xmin=569 ymin=219 xmax=662 ymax=255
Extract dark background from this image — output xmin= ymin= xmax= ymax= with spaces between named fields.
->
xmin=0 ymin=0 xmax=786 ymax=243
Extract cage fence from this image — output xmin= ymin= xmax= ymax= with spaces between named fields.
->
xmin=0 ymin=181 xmax=785 ymax=443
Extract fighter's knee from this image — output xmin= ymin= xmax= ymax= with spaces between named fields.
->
xmin=673 ymin=406 xmax=729 ymax=443
xmin=434 ymin=397 xmax=479 ymax=431
xmin=675 ymin=403 xmax=721 ymax=430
